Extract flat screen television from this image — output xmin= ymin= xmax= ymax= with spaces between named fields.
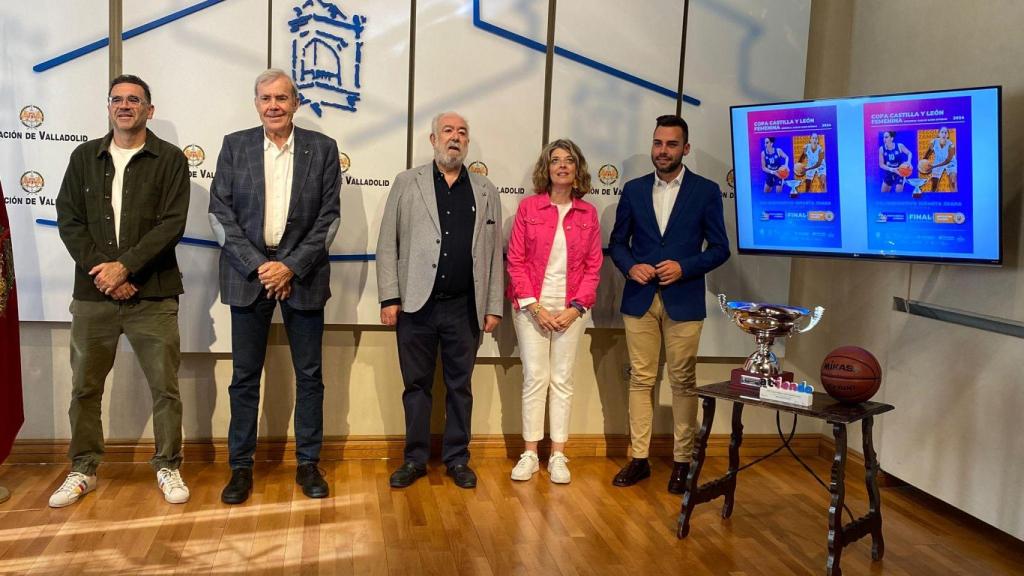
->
xmin=729 ymin=86 xmax=1001 ymax=265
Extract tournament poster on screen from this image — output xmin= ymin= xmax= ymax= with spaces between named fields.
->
xmin=863 ymin=96 xmax=973 ymax=254
xmin=745 ymin=105 xmax=841 ymax=249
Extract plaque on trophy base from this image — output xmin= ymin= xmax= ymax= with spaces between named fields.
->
xmin=730 ymin=368 xmax=794 ymax=393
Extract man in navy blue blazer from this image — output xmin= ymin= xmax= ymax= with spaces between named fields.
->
xmin=608 ymin=115 xmax=730 ymax=493
xmin=209 ymin=69 xmax=341 ymax=504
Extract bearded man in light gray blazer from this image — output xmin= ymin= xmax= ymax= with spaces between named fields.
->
xmin=376 ymin=111 xmax=503 ymax=490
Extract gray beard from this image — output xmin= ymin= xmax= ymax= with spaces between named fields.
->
xmin=434 ymin=148 xmax=466 ymax=172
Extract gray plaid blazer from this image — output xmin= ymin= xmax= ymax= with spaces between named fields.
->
xmin=208 ymin=126 xmax=341 ymax=310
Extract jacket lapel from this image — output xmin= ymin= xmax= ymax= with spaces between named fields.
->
xmin=287 ymin=128 xmax=312 ymax=220
xmin=663 ymin=168 xmax=697 ymax=238
xmin=416 ymin=165 xmax=441 ymax=233
xmin=246 ymin=129 xmax=267 ymax=214
xmin=469 ymin=171 xmax=486 ymax=250
xmin=637 ymin=173 xmax=661 ymax=238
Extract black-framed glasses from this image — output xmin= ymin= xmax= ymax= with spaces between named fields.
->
xmin=107 ymin=95 xmax=146 ymax=107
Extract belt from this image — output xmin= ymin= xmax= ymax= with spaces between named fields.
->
xmin=266 ymin=246 xmax=278 ymax=257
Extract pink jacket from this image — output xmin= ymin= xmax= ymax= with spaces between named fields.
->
xmin=505 ymin=193 xmax=604 ymax=311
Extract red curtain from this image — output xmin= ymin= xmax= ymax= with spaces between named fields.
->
xmin=0 ymin=181 xmax=24 ymax=463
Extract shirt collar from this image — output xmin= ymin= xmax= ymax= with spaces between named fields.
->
xmin=433 ymin=162 xmax=467 ymax=183
xmin=655 ymin=165 xmax=686 ymax=188
xmin=263 ymin=128 xmax=294 ymax=153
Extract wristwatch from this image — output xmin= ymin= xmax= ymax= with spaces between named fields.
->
xmin=569 ymin=300 xmax=587 ymax=316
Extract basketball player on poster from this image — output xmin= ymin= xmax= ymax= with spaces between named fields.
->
xmin=798 ymin=132 xmax=826 ymax=194
xmin=925 ymin=126 xmax=957 ymax=192
xmin=760 ymin=137 xmax=789 ymax=193
xmin=878 ymin=130 xmax=913 ymax=193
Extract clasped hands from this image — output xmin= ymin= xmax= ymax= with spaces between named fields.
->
xmin=530 ymin=305 xmax=580 ymax=333
xmin=628 ymin=260 xmax=682 ymax=286
xmin=258 ymin=261 xmax=294 ymax=300
xmin=89 ymin=261 xmax=136 ymax=300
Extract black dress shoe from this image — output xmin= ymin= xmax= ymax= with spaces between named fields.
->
xmin=446 ymin=464 xmax=477 ymax=489
xmin=221 ymin=467 xmax=253 ymax=504
xmin=389 ymin=462 xmax=427 ymax=488
xmin=612 ymin=458 xmax=651 ymax=487
xmin=296 ymin=463 xmax=329 ymax=498
xmin=667 ymin=461 xmax=691 ymax=495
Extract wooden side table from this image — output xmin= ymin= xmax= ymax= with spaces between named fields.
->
xmin=676 ymin=381 xmax=894 ymax=576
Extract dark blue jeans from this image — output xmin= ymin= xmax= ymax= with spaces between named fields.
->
xmin=227 ymin=295 xmax=324 ymax=469
xmin=396 ymin=294 xmax=480 ymax=467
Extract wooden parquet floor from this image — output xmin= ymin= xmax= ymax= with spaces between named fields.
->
xmin=1 ymin=456 xmax=1021 ymax=575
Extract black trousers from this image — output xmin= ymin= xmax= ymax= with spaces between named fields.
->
xmin=396 ymin=294 xmax=480 ymax=467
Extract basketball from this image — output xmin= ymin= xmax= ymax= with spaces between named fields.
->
xmin=897 ymin=163 xmax=912 ymax=178
xmin=794 ymin=162 xmax=807 ymax=178
xmin=918 ymin=159 xmax=933 ymax=176
xmin=777 ymin=166 xmax=789 ymax=179
xmin=820 ymin=346 xmax=882 ymax=404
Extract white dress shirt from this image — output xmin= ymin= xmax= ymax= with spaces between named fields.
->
xmin=652 ymin=165 xmax=685 ymax=235
xmin=263 ymin=129 xmax=295 ymax=247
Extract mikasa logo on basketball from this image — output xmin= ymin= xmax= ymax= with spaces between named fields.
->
xmin=822 ymin=361 xmax=854 ymax=372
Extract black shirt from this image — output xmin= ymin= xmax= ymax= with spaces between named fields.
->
xmin=432 ymin=163 xmax=476 ymax=298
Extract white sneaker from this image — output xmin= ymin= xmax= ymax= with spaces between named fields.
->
xmin=548 ymin=452 xmax=571 ymax=484
xmin=49 ymin=472 xmax=97 ymax=508
xmin=157 ymin=468 xmax=190 ymax=504
xmin=511 ymin=451 xmax=540 ymax=481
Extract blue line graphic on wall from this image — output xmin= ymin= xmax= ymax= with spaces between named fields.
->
xmin=33 ymin=0 xmax=226 ymax=73
xmin=34 ymin=219 xmax=375 ymax=262
xmin=471 ymin=0 xmax=700 ymax=106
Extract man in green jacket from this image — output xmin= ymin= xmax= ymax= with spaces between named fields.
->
xmin=51 ymin=74 xmax=191 ymax=507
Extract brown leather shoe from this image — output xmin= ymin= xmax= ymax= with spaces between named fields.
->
xmin=667 ymin=461 xmax=691 ymax=494
xmin=612 ymin=458 xmax=651 ymax=487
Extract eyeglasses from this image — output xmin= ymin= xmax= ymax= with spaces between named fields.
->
xmin=107 ymin=95 xmax=147 ymax=107
xmin=549 ymin=156 xmax=576 ymax=167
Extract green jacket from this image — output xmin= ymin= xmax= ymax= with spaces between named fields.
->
xmin=56 ymin=129 xmax=190 ymax=301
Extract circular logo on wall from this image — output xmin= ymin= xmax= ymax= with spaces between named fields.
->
xmin=19 ymin=105 xmax=44 ymax=129
xmin=182 ymin=144 xmax=205 ymax=167
xmin=20 ymin=171 xmax=44 ymax=194
xmin=468 ymin=161 xmax=488 ymax=177
xmin=339 ymin=152 xmax=351 ymax=173
xmin=598 ymin=164 xmax=619 ymax=185
xmin=726 ymin=169 xmax=736 ymax=189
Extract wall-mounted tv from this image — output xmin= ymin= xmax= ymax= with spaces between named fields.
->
xmin=729 ymin=86 xmax=1001 ymax=265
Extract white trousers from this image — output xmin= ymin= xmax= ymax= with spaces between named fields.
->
xmin=513 ymin=296 xmax=586 ymax=443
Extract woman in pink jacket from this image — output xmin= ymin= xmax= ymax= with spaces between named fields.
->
xmin=506 ymin=139 xmax=603 ymax=484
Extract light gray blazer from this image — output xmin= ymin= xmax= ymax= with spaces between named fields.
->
xmin=376 ymin=163 xmax=503 ymax=329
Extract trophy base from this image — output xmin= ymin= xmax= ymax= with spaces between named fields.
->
xmin=729 ymin=368 xmax=795 ymax=394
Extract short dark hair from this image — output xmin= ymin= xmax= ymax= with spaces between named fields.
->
xmin=109 ymin=74 xmax=152 ymax=103
xmin=655 ymin=114 xmax=688 ymax=143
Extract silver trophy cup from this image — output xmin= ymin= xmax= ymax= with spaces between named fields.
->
xmin=719 ymin=294 xmax=824 ymax=385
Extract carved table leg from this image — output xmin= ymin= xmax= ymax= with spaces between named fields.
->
xmin=827 ymin=423 xmax=848 ymax=576
xmin=722 ymin=402 xmax=744 ymax=519
xmin=677 ymin=396 xmax=716 ymax=539
xmin=862 ymin=416 xmax=885 ymax=561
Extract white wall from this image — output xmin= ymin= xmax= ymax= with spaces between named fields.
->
xmin=792 ymin=0 xmax=1024 ymax=540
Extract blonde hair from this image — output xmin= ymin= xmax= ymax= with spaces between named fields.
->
xmin=531 ymin=139 xmax=592 ymax=198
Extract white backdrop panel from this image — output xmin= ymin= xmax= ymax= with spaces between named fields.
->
xmin=123 ymin=0 xmax=268 ymax=353
xmin=0 ymin=1 xmax=109 ymax=321
xmin=271 ymin=0 xmax=412 ymax=325
xmin=412 ymin=0 xmax=548 ymax=356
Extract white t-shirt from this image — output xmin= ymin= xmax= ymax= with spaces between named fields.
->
xmin=519 ymin=201 xmax=572 ymax=310
xmin=109 ymin=142 xmax=143 ymax=247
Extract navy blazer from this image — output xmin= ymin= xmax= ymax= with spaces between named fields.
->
xmin=208 ymin=126 xmax=341 ymax=310
xmin=609 ymin=169 xmax=730 ymax=321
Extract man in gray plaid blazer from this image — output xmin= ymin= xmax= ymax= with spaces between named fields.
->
xmin=208 ymin=69 xmax=341 ymax=504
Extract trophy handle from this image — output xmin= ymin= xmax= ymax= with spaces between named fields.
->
xmin=718 ymin=294 xmax=729 ymax=316
xmin=795 ymin=306 xmax=825 ymax=333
